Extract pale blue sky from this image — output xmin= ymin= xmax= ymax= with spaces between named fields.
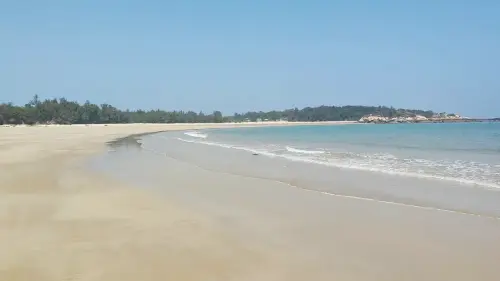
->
xmin=1 ymin=0 xmax=498 ymax=117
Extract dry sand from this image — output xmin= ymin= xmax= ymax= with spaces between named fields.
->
xmin=1 ymin=122 xmax=500 ymax=281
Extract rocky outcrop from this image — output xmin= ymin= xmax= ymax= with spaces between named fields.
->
xmin=358 ymin=113 xmax=475 ymax=124
xmin=358 ymin=114 xmax=430 ymax=123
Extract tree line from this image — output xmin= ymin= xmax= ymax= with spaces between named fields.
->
xmin=230 ymin=105 xmax=434 ymax=122
xmin=0 ymin=95 xmax=435 ymax=125
xmin=0 ymin=95 xmax=224 ymax=125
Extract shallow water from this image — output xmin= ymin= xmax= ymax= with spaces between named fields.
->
xmin=90 ymin=129 xmax=500 ymax=218
xmin=177 ymin=123 xmax=500 ymax=189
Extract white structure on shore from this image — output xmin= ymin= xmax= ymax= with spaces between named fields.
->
xmin=359 ymin=112 xmax=467 ymax=123
xmin=358 ymin=114 xmax=430 ymax=123
xmin=431 ymin=113 xmax=465 ymax=120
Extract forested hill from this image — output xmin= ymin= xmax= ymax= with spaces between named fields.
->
xmin=0 ymin=95 xmax=434 ymax=125
xmin=232 ymin=106 xmax=434 ymax=122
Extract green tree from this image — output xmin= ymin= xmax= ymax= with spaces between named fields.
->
xmin=0 ymin=96 xmax=437 ymax=125
xmin=213 ymin=111 xmax=223 ymax=123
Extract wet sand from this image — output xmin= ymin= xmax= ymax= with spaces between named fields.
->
xmin=2 ymin=123 xmax=500 ymax=280
xmin=93 ymin=130 xmax=500 ymax=281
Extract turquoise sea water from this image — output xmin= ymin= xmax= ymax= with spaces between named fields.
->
xmin=177 ymin=123 xmax=500 ymax=189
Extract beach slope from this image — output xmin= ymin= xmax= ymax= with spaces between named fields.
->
xmin=1 ymin=123 xmax=500 ymax=281
xmin=0 ymin=124 xmax=280 ymax=281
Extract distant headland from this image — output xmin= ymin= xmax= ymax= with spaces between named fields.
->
xmin=358 ymin=112 xmax=499 ymax=124
xmin=1 ymin=95 xmax=497 ymax=125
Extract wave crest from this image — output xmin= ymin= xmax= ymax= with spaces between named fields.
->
xmin=286 ymin=146 xmax=325 ymax=154
xmin=171 ymin=138 xmax=500 ymax=189
xmin=184 ymin=131 xmax=208 ymax=139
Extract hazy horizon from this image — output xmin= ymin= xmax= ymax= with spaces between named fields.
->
xmin=1 ymin=1 xmax=498 ymax=118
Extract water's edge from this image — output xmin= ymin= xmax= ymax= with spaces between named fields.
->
xmin=91 ymin=129 xmax=500 ymax=219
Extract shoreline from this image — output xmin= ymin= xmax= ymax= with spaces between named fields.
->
xmin=91 ymin=129 xmax=500 ymax=280
xmin=111 ymin=130 xmax=500 ymax=218
xmin=0 ymin=120 xmax=358 ymax=128
xmin=2 ymin=123 xmax=500 ymax=280
xmin=165 ymin=124 xmax=500 ymax=191
xmin=358 ymin=119 xmax=500 ymax=124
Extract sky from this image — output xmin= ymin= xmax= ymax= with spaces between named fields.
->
xmin=1 ymin=0 xmax=498 ymax=117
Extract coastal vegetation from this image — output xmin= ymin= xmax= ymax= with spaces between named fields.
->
xmin=231 ymin=106 xmax=434 ymax=122
xmin=0 ymin=95 xmax=441 ymax=125
xmin=0 ymin=95 xmax=224 ymax=125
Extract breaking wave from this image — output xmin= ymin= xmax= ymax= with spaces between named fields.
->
xmin=184 ymin=131 xmax=208 ymax=139
xmin=174 ymin=137 xmax=500 ymax=190
xmin=286 ymin=146 xmax=325 ymax=154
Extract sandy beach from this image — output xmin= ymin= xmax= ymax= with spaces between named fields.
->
xmin=2 ymin=123 xmax=500 ymax=281
xmin=0 ymin=122 xmax=349 ymax=281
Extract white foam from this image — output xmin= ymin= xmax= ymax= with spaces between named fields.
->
xmin=286 ymin=146 xmax=325 ymax=154
xmin=176 ymin=138 xmax=276 ymax=157
xmin=173 ymin=137 xmax=500 ymax=190
xmin=184 ymin=131 xmax=208 ymax=139
xmin=137 ymin=142 xmax=500 ymax=220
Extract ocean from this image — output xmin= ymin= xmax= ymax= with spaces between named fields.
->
xmin=175 ymin=122 xmax=500 ymax=189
